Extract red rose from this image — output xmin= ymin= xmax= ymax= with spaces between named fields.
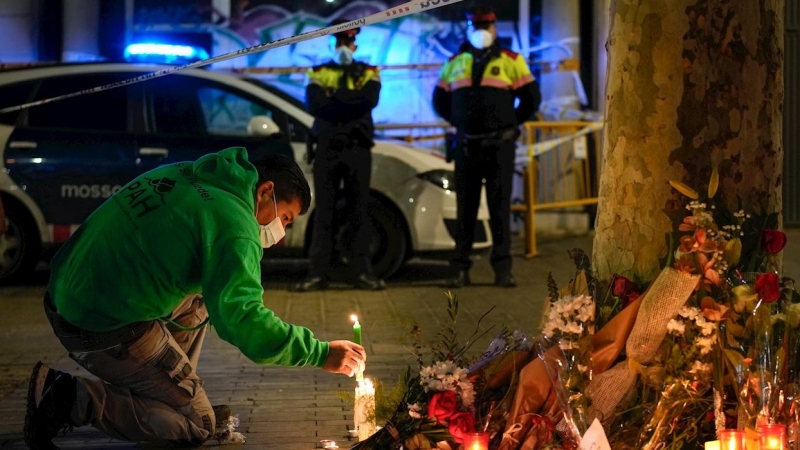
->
xmin=611 ymin=274 xmax=641 ymax=308
xmin=761 ymin=229 xmax=787 ymax=254
xmin=755 ymin=273 xmax=781 ymax=303
xmin=427 ymin=391 xmax=458 ymax=424
xmin=447 ymin=411 xmax=476 ymax=443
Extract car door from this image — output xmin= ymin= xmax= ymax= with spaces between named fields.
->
xmin=136 ymin=74 xmax=295 ymax=164
xmin=3 ymin=73 xmax=142 ymax=226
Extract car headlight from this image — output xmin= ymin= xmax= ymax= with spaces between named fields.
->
xmin=417 ymin=169 xmax=455 ymax=190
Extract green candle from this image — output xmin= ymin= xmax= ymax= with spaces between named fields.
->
xmin=351 ymin=314 xmax=362 ymax=345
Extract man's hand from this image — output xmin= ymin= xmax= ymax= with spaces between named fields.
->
xmin=323 ymin=340 xmax=366 ymax=377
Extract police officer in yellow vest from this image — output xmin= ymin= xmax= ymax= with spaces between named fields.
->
xmin=291 ymin=20 xmax=386 ymax=292
xmin=433 ymin=6 xmax=541 ymax=288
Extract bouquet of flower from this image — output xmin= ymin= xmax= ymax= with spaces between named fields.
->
xmin=350 ymin=292 xmax=531 ymax=450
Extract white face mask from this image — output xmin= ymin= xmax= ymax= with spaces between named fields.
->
xmin=468 ymin=29 xmax=494 ymax=50
xmin=334 ymin=46 xmax=355 ymax=65
xmin=258 ymin=192 xmax=285 ymax=248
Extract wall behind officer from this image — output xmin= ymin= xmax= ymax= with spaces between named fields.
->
xmin=433 ymin=6 xmax=542 ymax=289
xmin=291 ymin=21 xmax=386 ymax=292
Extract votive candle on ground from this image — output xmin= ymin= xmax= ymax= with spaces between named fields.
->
xmin=354 ymin=377 xmax=376 ymax=442
xmin=759 ymin=424 xmax=787 ymax=450
xmin=704 ymin=441 xmax=720 ymax=450
xmin=718 ymin=430 xmax=746 ymax=450
xmin=463 ymin=432 xmax=490 ymax=450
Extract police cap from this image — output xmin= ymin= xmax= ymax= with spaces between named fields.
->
xmin=329 ymin=18 xmax=360 ymax=42
xmin=465 ymin=6 xmax=497 ymax=27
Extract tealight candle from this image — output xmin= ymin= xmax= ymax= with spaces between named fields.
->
xmin=759 ymin=424 xmax=786 ymax=450
xmin=463 ymin=432 xmax=490 ymax=450
xmin=718 ymin=430 xmax=745 ymax=450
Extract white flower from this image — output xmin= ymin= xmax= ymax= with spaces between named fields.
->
xmin=564 ymin=321 xmax=584 ymax=334
xmin=458 ymin=380 xmax=476 ymax=408
xmin=689 ymin=360 xmax=712 ymax=374
xmin=407 ymin=403 xmax=422 ymax=419
xmin=678 ymin=306 xmax=699 ymax=321
xmin=667 ymin=318 xmax=686 ymax=336
xmin=576 ymin=305 xmax=594 ymax=323
xmin=695 ymin=336 xmax=717 ymax=355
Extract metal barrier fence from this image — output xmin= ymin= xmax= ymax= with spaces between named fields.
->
xmin=376 ymin=120 xmax=604 ymax=257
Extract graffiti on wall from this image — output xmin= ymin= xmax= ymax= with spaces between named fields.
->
xmin=134 ymin=0 xmax=527 ymax=124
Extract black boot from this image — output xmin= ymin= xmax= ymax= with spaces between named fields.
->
xmin=289 ymin=276 xmax=329 ymax=292
xmin=494 ymin=273 xmax=517 ymax=288
xmin=446 ymin=270 xmax=471 ymax=288
xmin=24 ymin=362 xmax=76 ymax=450
xmin=353 ymin=274 xmax=386 ymax=290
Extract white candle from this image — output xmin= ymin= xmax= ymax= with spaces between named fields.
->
xmin=354 ymin=377 xmax=376 ymax=441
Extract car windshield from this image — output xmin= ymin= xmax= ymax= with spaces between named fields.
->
xmin=240 ymin=78 xmax=306 ymax=111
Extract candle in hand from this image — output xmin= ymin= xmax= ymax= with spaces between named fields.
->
xmin=351 ymin=314 xmax=362 ymax=345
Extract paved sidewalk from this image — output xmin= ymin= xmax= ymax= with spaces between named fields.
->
xmin=1 ymin=230 xmax=798 ymax=449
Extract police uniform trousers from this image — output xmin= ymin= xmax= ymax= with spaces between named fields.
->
xmin=451 ymin=138 xmax=516 ymax=275
xmin=308 ymin=142 xmax=373 ymax=277
xmin=44 ymin=292 xmax=214 ymax=446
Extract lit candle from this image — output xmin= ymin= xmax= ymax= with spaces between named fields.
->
xmin=351 ymin=314 xmax=362 ymax=345
xmin=463 ymin=432 xmax=490 ymax=450
xmin=718 ymin=430 xmax=745 ymax=450
xmin=704 ymin=441 xmax=720 ymax=450
xmin=758 ymin=424 xmax=786 ymax=450
xmin=354 ymin=377 xmax=376 ymax=442
xmin=351 ymin=314 xmax=364 ymax=380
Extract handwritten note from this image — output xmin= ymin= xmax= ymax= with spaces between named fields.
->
xmin=580 ymin=418 xmax=611 ymax=450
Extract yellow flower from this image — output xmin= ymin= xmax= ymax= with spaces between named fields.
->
xmin=724 ymin=238 xmax=742 ymax=266
xmin=731 ymin=285 xmax=758 ymax=314
xmin=669 ymin=180 xmax=699 ymax=199
xmin=708 ymin=165 xmax=719 ymax=198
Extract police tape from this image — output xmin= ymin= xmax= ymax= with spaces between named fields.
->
xmin=235 ymin=58 xmax=580 ymax=75
xmin=0 ymin=0 xmax=465 ymax=115
xmin=514 ymin=121 xmax=604 ymax=165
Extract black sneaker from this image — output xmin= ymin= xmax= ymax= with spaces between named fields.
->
xmin=24 ymin=362 xmax=76 ymax=450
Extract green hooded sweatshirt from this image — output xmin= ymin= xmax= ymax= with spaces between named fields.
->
xmin=47 ymin=147 xmax=329 ymax=367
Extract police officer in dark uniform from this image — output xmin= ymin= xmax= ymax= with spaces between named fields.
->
xmin=291 ymin=20 xmax=386 ymax=292
xmin=433 ymin=6 xmax=541 ymax=288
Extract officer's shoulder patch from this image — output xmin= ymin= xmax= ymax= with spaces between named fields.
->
xmin=491 ymin=66 xmax=500 ymax=76
xmin=501 ymin=49 xmax=520 ymax=59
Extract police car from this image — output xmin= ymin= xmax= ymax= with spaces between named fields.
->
xmin=0 ymin=63 xmax=492 ymax=283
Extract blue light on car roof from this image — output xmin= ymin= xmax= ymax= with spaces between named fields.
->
xmin=123 ymin=43 xmax=210 ymax=63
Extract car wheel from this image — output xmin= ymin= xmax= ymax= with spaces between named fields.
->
xmin=332 ymin=197 xmax=408 ymax=280
xmin=0 ymin=200 xmax=41 ymax=284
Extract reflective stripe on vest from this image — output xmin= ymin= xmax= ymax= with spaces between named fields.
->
xmin=437 ymin=50 xmax=534 ymax=92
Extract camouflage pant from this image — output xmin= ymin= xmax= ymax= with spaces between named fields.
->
xmin=45 ymin=293 xmax=214 ymax=446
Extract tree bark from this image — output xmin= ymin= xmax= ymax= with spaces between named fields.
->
xmin=592 ymin=0 xmax=784 ymax=283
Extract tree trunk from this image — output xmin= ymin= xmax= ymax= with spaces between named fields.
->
xmin=592 ymin=0 xmax=784 ymax=283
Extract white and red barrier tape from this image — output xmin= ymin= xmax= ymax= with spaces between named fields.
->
xmin=0 ymin=0 xmax=465 ymax=115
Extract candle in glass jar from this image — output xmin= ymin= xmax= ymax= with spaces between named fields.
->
xmin=704 ymin=441 xmax=720 ymax=450
xmin=463 ymin=432 xmax=490 ymax=450
xmin=354 ymin=377 xmax=376 ymax=442
xmin=718 ymin=430 xmax=745 ymax=450
xmin=759 ymin=424 xmax=786 ymax=450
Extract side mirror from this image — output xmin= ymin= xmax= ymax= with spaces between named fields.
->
xmin=247 ymin=115 xmax=281 ymax=137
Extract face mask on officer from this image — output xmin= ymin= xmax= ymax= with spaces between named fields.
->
xmin=258 ymin=191 xmax=285 ymax=248
xmin=468 ymin=28 xmax=495 ymax=49
xmin=334 ymin=45 xmax=355 ymax=65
